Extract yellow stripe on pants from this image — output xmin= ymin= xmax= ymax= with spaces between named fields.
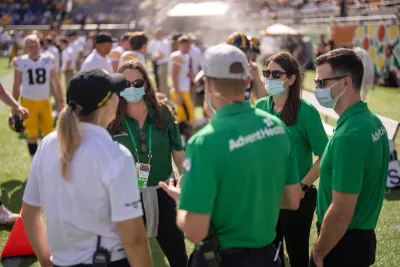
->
xmin=170 ymin=90 xmax=195 ymax=125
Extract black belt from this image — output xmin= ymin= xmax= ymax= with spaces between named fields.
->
xmin=220 ymin=243 xmax=274 ymax=255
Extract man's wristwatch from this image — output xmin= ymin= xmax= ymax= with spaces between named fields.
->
xmin=300 ymin=183 xmax=310 ymax=193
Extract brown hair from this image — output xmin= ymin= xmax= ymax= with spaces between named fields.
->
xmin=108 ymin=60 xmax=174 ymax=135
xmin=177 ymin=35 xmax=191 ymax=44
xmin=265 ymin=52 xmax=302 ymax=126
xmin=121 ymin=32 xmax=133 ymax=42
xmin=129 ymin=32 xmax=148 ymax=51
xmin=315 ymin=48 xmax=364 ymax=91
xmin=57 ymin=106 xmax=97 ymax=180
xmin=207 ymin=77 xmax=248 ymax=95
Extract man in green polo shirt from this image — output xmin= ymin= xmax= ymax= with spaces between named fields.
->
xmin=160 ymin=43 xmax=301 ymax=267
xmin=311 ymin=48 xmax=390 ymax=267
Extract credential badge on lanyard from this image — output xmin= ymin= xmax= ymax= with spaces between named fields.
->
xmin=124 ymin=119 xmax=152 ymax=188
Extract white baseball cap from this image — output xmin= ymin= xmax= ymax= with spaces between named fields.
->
xmin=203 ymin=43 xmax=250 ymax=81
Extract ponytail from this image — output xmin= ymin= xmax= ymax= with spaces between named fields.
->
xmin=57 ymin=106 xmax=82 ymax=180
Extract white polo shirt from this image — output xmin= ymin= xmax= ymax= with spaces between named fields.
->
xmin=81 ymin=50 xmax=114 ymax=73
xmin=189 ymin=44 xmax=203 ymax=75
xmin=61 ymin=46 xmax=76 ymax=71
xmin=147 ymin=39 xmax=171 ymax=65
xmin=23 ymin=123 xmax=143 ymax=266
xmin=47 ymin=45 xmax=61 ymax=73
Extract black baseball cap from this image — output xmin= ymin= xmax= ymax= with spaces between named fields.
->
xmin=67 ymin=69 xmax=129 ymax=116
xmin=96 ymin=32 xmax=113 ymax=44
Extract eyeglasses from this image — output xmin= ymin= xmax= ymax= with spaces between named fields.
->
xmin=262 ymin=70 xmax=287 ymax=79
xmin=129 ymin=79 xmax=145 ymax=88
xmin=314 ymin=76 xmax=346 ymax=88
xmin=139 ymin=130 xmax=147 ymax=153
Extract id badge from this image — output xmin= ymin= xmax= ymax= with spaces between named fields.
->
xmin=136 ymin=163 xmax=151 ymax=188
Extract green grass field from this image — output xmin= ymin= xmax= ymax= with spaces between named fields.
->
xmin=0 ymin=58 xmax=399 ymax=266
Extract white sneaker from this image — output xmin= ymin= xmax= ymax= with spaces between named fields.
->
xmin=0 ymin=205 xmax=19 ymax=224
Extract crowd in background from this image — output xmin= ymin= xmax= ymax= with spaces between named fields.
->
xmin=1 ymin=0 xmax=397 ymax=25
xmin=0 ymin=0 xmax=67 ymax=25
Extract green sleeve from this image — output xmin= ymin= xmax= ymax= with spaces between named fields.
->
xmin=179 ymin=136 xmax=217 ymax=214
xmin=286 ymin=127 xmax=301 ymax=185
xmin=332 ymin=136 xmax=366 ymax=194
xmin=168 ymin=114 xmax=183 ymax=151
xmin=305 ymin=106 xmax=329 ymax=156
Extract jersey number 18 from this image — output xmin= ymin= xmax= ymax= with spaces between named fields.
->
xmin=28 ymin=68 xmax=46 ymax=85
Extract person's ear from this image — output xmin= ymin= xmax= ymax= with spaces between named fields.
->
xmin=288 ymin=74 xmax=296 ymax=86
xmin=343 ymin=76 xmax=351 ymax=90
xmin=204 ymin=77 xmax=212 ymax=94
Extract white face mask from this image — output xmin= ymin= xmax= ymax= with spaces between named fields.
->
xmin=314 ymin=80 xmax=345 ymax=109
xmin=205 ymin=90 xmax=232 ymax=115
xmin=265 ymin=79 xmax=288 ymax=98
xmin=120 ymin=87 xmax=145 ymax=103
xmin=205 ymin=92 xmax=217 ymax=114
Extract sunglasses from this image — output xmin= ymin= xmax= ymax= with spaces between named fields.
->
xmin=313 ymin=76 xmax=346 ymax=88
xmin=262 ymin=70 xmax=287 ymax=79
xmin=139 ymin=130 xmax=147 ymax=153
xmin=128 ymin=79 xmax=145 ymax=88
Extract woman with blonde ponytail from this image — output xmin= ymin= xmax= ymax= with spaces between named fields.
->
xmin=21 ymin=69 xmax=152 ymax=267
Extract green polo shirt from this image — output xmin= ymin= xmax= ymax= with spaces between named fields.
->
xmin=317 ymin=101 xmax=389 ymax=230
xmin=113 ymin=101 xmax=183 ymax=186
xmin=256 ymin=96 xmax=328 ymax=179
xmin=179 ymin=101 xmax=299 ymax=249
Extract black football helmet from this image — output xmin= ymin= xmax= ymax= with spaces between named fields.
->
xmin=8 ymin=114 xmax=25 ymax=133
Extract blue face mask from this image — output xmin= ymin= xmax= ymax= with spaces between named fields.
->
xmin=265 ymin=79 xmax=287 ymax=98
xmin=120 ymin=87 xmax=145 ymax=103
xmin=314 ymin=81 xmax=345 ymax=109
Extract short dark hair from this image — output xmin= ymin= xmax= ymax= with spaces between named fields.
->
xmin=120 ymin=32 xmax=132 ymax=42
xmin=171 ymin=33 xmax=182 ymax=41
xmin=45 ymin=35 xmax=53 ymax=45
xmin=67 ymin=31 xmax=77 ymax=38
xmin=315 ymin=48 xmax=364 ymax=91
xmin=129 ymin=32 xmax=148 ymax=50
xmin=59 ymin=37 xmax=69 ymax=45
xmin=177 ymin=35 xmax=190 ymax=44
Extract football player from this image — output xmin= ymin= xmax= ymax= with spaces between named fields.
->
xmin=227 ymin=32 xmax=266 ymax=102
xmin=195 ymin=32 xmax=266 ymax=110
xmin=170 ymin=35 xmax=194 ymax=147
xmin=12 ymin=34 xmax=64 ymax=157
xmin=109 ymin=32 xmax=132 ymax=72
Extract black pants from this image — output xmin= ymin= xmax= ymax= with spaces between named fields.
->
xmin=141 ymin=188 xmax=188 ymax=267
xmin=54 ymin=258 xmax=130 ymax=267
xmin=188 ymin=244 xmax=281 ymax=267
xmin=152 ymin=61 xmax=159 ymax=88
xmin=310 ymin=227 xmax=376 ymax=267
xmin=274 ymin=186 xmax=317 ymax=267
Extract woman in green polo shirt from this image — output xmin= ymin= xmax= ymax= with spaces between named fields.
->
xmin=256 ymin=52 xmax=328 ymax=267
xmin=108 ymin=60 xmax=188 ymax=267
